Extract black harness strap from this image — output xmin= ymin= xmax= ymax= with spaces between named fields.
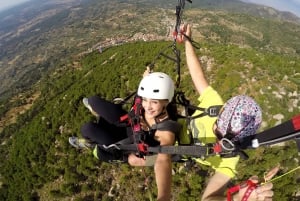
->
xmin=257 ymin=131 xmax=300 ymax=147
xmin=177 ymin=105 xmax=223 ymax=119
xmin=150 ymin=119 xmax=182 ymax=136
xmin=175 ymin=91 xmax=222 ymax=118
xmin=102 ymin=140 xmax=246 ymax=159
xmin=147 ymin=115 xmax=300 ymax=157
xmin=295 ymin=137 xmax=300 ymax=152
xmin=102 ymin=119 xmax=300 ymax=160
xmin=244 ymin=114 xmax=300 ymax=148
xmin=104 ymin=142 xmax=221 ymax=158
xmin=148 ymin=144 xmax=215 ymax=157
xmin=256 ymin=118 xmax=296 ymax=142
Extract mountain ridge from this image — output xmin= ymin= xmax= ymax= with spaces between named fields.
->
xmin=0 ymin=0 xmax=300 ymax=102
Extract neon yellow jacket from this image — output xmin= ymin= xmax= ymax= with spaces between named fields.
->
xmin=180 ymin=86 xmax=239 ymax=178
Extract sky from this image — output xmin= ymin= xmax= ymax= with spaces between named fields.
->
xmin=0 ymin=0 xmax=30 ymax=11
xmin=242 ymin=0 xmax=300 ymax=17
xmin=0 ymin=0 xmax=300 ymax=17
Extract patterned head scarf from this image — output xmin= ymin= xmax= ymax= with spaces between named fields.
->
xmin=216 ymin=95 xmax=262 ymax=142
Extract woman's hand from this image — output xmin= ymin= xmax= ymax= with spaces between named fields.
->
xmin=238 ymin=165 xmax=280 ymax=201
xmin=178 ymin=23 xmax=191 ymax=42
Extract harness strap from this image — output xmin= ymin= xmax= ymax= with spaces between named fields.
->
xmin=175 ymin=91 xmax=222 ymax=118
xmin=189 ymin=105 xmax=223 ymax=118
xmin=227 ymin=184 xmax=240 ymax=201
xmin=256 ymin=114 xmax=300 ymax=143
xmin=148 ymin=145 xmax=214 ymax=156
xmin=109 ymin=131 xmax=300 ymax=157
xmin=295 ymin=137 xmax=300 ymax=152
xmin=227 ymin=180 xmax=257 ymax=201
xmin=150 ymin=119 xmax=182 ymax=136
xmin=242 ymin=114 xmax=300 ymax=148
xmin=241 ymin=181 xmax=257 ymax=201
xmin=102 ymin=142 xmax=229 ymax=158
xmin=257 ymin=131 xmax=300 ymax=147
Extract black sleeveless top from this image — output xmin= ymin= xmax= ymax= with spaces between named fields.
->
xmin=144 ymin=119 xmax=182 ymax=147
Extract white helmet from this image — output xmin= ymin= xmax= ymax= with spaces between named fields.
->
xmin=137 ymin=72 xmax=175 ymax=102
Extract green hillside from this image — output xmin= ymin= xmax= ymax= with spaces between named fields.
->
xmin=0 ymin=40 xmax=299 ymax=200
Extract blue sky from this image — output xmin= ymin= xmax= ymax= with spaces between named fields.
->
xmin=0 ymin=0 xmax=300 ymax=17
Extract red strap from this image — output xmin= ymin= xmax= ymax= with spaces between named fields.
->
xmin=137 ymin=143 xmax=148 ymax=154
xmin=120 ymin=114 xmax=129 ymax=122
xmin=241 ymin=180 xmax=257 ymax=201
xmin=227 ymin=180 xmax=257 ymax=201
xmin=213 ymin=143 xmax=222 ymax=153
xmin=227 ymin=184 xmax=240 ymax=201
xmin=292 ymin=114 xmax=300 ymax=131
xmin=133 ymin=124 xmax=141 ymax=132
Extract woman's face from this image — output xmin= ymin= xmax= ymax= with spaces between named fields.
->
xmin=142 ymin=98 xmax=168 ymax=119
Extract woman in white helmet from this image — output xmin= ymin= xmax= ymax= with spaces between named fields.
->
xmin=128 ymin=71 xmax=180 ymax=200
xmin=135 ymin=71 xmax=176 ymax=126
xmin=69 ymin=71 xmax=181 ymax=201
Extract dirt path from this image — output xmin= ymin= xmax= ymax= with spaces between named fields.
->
xmin=0 ymin=91 xmax=41 ymax=133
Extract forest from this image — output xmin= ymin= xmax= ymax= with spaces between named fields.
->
xmin=0 ymin=40 xmax=299 ymax=200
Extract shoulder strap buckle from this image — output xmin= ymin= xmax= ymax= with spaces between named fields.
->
xmin=206 ymin=105 xmax=223 ymax=117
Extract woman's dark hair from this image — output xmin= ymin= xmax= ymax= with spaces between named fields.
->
xmin=166 ymin=101 xmax=178 ymax=121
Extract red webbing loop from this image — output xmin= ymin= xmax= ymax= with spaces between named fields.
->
xmin=213 ymin=143 xmax=222 ymax=154
xmin=227 ymin=180 xmax=257 ymax=201
xmin=241 ymin=180 xmax=257 ymax=201
xmin=137 ymin=143 xmax=148 ymax=154
xmin=292 ymin=114 xmax=300 ymax=131
xmin=120 ymin=114 xmax=129 ymax=122
xmin=227 ymin=184 xmax=241 ymax=201
xmin=131 ymin=96 xmax=143 ymax=132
